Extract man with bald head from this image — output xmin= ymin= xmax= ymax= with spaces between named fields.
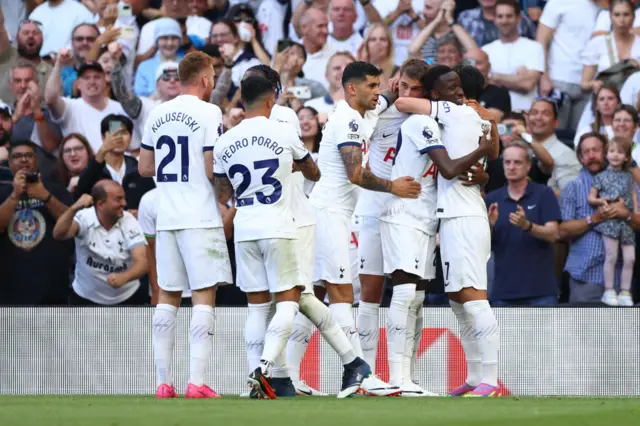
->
xmin=53 ymin=180 xmax=149 ymax=306
xmin=327 ymin=0 xmax=363 ymax=57
xmin=465 ymin=48 xmax=511 ymax=122
xmin=301 ymin=7 xmax=336 ymax=90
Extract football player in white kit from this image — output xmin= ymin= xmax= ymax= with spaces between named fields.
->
xmin=213 ymin=75 xmax=324 ymax=399
xmin=139 ymin=52 xmax=233 ymax=399
xmin=238 ymin=66 xmax=373 ymax=399
xmin=309 ymin=61 xmax=422 ymax=395
xmin=354 ymin=59 xmax=431 ymax=394
xmin=395 ymin=65 xmax=501 ymax=397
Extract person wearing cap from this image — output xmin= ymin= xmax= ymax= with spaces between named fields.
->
xmin=75 ymin=114 xmax=155 ymax=211
xmin=134 ymin=17 xmax=185 ymax=97
xmin=60 ymin=23 xmax=102 ymax=98
xmin=0 ymin=9 xmax=53 ymax=104
xmin=45 ymin=48 xmax=130 ymax=153
xmin=0 ymin=140 xmax=74 ymax=305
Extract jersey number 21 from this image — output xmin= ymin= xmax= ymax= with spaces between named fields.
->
xmin=157 ymin=135 xmax=189 ymax=182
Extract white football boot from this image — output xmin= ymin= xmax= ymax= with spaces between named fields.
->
xmin=359 ymin=375 xmax=402 ymax=396
xmin=293 ymin=379 xmax=327 ymax=396
xmin=400 ymin=380 xmax=439 ymax=397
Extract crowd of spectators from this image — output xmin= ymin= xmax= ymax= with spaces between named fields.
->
xmin=1 ymin=0 xmax=640 ymax=308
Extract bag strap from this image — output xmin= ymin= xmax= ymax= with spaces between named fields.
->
xmin=605 ymin=34 xmax=617 ymax=66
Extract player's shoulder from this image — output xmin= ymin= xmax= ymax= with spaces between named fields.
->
xmin=271 ymin=104 xmax=298 ymax=124
xmin=403 ymin=114 xmax=440 ymax=134
xmin=139 ymin=188 xmax=158 ymax=209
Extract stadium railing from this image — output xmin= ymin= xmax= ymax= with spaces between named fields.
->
xmin=1 ymin=307 xmax=639 ymax=396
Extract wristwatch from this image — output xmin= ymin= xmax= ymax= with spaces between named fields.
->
xmin=586 ymin=215 xmax=593 ymax=226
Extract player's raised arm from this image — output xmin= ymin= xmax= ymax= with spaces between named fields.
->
xmin=339 ymin=144 xmax=420 ymax=198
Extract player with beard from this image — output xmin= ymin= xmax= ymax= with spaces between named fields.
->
xmin=395 ymin=65 xmax=501 ymax=397
xmin=0 ymin=12 xmax=52 ymax=104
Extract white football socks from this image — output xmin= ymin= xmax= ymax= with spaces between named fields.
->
xmin=300 ymin=293 xmax=356 ymax=365
xmin=260 ymin=301 xmax=299 ymax=375
xmin=286 ymin=311 xmax=315 ymax=381
xmin=404 ymin=290 xmax=425 ymax=382
xmin=463 ymin=300 xmax=499 ymax=387
xmin=245 ymin=302 xmax=272 ymax=373
xmin=387 ymin=283 xmax=416 ymax=386
xmin=411 ymin=291 xmax=425 ymax=381
xmin=330 ymin=302 xmax=363 ymax=358
xmin=152 ymin=303 xmax=178 ymax=387
xmin=450 ymin=300 xmax=482 ymax=386
xmin=356 ymin=301 xmax=380 ymax=371
xmin=189 ymin=305 xmax=215 ymax=386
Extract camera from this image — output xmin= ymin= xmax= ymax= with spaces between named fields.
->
xmin=25 ymin=172 xmax=38 ymax=184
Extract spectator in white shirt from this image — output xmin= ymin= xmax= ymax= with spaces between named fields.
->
xmin=327 ymin=0 xmax=363 ymax=57
xmin=482 ymin=0 xmax=544 ymax=112
xmin=574 ymin=85 xmax=621 ymax=148
xmin=53 ymin=181 xmax=148 ymax=306
xmin=305 ymin=51 xmax=355 ymax=115
xmin=376 ymin=0 xmax=425 ymax=65
xmin=537 ymin=0 xmax=599 ymax=131
xmin=620 ymin=69 xmax=640 ymax=110
xmin=29 ymin=0 xmax=94 ymax=57
xmin=45 ymin=50 xmax=129 ymax=153
xmin=300 ymin=7 xmax=336 ymax=90
xmin=357 ymin=23 xmax=397 ymax=90
xmin=528 ymin=98 xmax=582 ymax=194
xmin=186 ymin=0 xmax=213 ymax=41
xmin=256 ymin=0 xmax=286 ymax=56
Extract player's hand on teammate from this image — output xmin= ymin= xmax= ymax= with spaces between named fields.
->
xmin=388 ymin=74 xmax=400 ymax=93
xmin=509 ymin=205 xmax=530 ymax=230
xmin=107 ymin=273 xmax=128 ymax=288
xmin=72 ymin=194 xmax=94 ymax=211
xmin=488 ymin=202 xmax=499 ymax=227
xmin=477 ymin=132 xmax=493 ymax=157
xmin=390 ymin=176 xmax=421 ymax=198
xmin=460 ymin=162 xmax=488 ymax=186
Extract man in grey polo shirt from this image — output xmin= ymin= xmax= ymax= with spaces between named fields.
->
xmin=53 ymin=179 xmax=148 ymax=305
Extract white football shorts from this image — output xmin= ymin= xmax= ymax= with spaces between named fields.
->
xmin=236 ymin=237 xmax=304 ymax=294
xmin=296 ymin=224 xmax=316 ymax=294
xmin=156 ymin=227 xmax=232 ymax=292
xmin=380 ymin=222 xmax=436 ymax=280
xmin=313 ymin=208 xmax=352 ymax=285
xmin=356 ymin=216 xmax=384 ymax=276
xmin=439 ymin=216 xmax=491 ymax=292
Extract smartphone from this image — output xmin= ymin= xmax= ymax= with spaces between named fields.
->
xmin=109 ymin=120 xmax=122 ymax=134
xmin=25 ymin=172 xmax=38 ymax=184
xmin=497 ymin=123 xmax=513 ymax=136
xmin=118 ymin=2 xmax=133 ymax=18
xmin=287 ymin=86 xmax=311 ymax=100
xmin=119 ymin=26 xmax=135 ymax=40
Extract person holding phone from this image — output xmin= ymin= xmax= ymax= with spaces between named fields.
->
xmin=75 ymin=114 xmax=155 ymax=211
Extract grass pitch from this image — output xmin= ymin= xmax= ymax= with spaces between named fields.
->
xmin=1 ymin=396 xmax=639 ymax=426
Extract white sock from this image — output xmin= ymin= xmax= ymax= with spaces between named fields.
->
xmin=411 ymin=291 xmax=425 ymax=381
xmin=450 ymin=300 xmax=482 ymax=387
xmin=464 ymin=300 xmax=499 ymax=387
xmin=152 ymin=304 xmax=178 ymax=387
xmin=300 ymin=293 xmax=356 ymax=366
xmin=329 ymin=302 xmax=363 ymax=358
xmin=189 ymin=305 xmax=215 ymax=386
xmin=271 ymin=351 xmax=289 ymax=378
xmin=245 ymin=302 xmax=272 ymax=373
xmin=404 ymin=290 xmax=424 ymax=382
xmin=286 ymin=311 xmax=315 ymax=381
xmin=260 ymin=301 xmax=299 ymax=374
xmin=387 ymin=283 xmax=416 ymax=386
xmin=356 ymin=301 xmax=380 ymax=372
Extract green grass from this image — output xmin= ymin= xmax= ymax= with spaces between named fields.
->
xmin=1 ymin=396 xmax=639 ymax=426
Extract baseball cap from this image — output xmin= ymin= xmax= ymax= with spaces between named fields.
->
xmin=0 ymin=101 xmax=13 ymax=118
xmin=156 ymin=61 xmax=179 ymax=81
xmin=77 ymin=61 xmax=105 ymax=77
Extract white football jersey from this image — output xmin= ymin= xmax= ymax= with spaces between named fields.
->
xmin=141 ymin=95 xmax=224 ymax=231
xmin=213 ymin=116 xmax=309 ymax=242
xmin=429 ymin=101 xmax=490 ymax=219
xmin=354 ymin=105 xmax=408 ymax=218
xmin=310 ymin=98 xmax=389 ymax=213
xmin=380 ymin=115 xmax=442 ymax=234
xmin=270 ymin=105 xmax=315 ymax=228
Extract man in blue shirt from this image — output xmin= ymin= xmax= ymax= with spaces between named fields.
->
xmin=485 ymin=141 xmax=561 ymax=306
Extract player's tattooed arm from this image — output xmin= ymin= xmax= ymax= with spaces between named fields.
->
xmin=295 ymin=155 xmax=321 ymax=182
xmin=214 ymin=175 xmax=234 ymax=205
xmin=339 ymin=145 xmax=392 ymax=192
xmin=210 ymin=68 xmax=232 ymax=107
xmin=111 ymin=62 xmax=142 ymax=119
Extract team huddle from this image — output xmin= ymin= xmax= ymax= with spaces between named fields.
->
xmin=139 ymin=51 xmax=501 ymax=399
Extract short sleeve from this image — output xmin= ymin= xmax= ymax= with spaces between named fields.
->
xmin=373 ymin=95 xmax=390 ymax=116
xmin=205 ymin=105 xmax=223 ymax=151
xmin=528 ymin=41 xmax=546 ymax=73
xmin=429 ymin=101 xmax=462 ymax=127
xmin=592 ymin=172 xmax=605 ymax=191
xmin=213 ymin=140 xmax=226 ymax=177
xmin=291 ymin=135 xmax=310 ymax=161
xmin=123 ymin=214 xmax=147 ymax=250
xmin=594 ymin=10 xmax=611 ymax=33
xmin=539 ymin=0 xmax=562 ymax=30
xmin=581 ymin=36 xmax=604 ymax=66
xmin=141 ymin=116 xmax=154 ymax=151
xmin=335 ymin=115 xmax=364 ymax=149
xmin=50 ymin=97 xmax=73 ymax=125
xmin=540 ymin=186 xmax=562 ymax=224
xmin=73 ymin=208 xmax=89 ymax=239
xmin=137 ymin=192 xmax=156 ymax=238
xmin=559 ymin=181 xmax=578 ymax=221
xmin=404 ymin=116 xmax=443 ymax=154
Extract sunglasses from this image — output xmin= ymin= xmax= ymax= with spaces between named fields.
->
xmin=233 ymin=16 xmax=255 ymax=24
xmin=160 ymin=72 xmax=179 ymax=82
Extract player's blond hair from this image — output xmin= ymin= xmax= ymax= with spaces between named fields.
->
xmin=178 ymin=51 xmax=214 ymax=85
